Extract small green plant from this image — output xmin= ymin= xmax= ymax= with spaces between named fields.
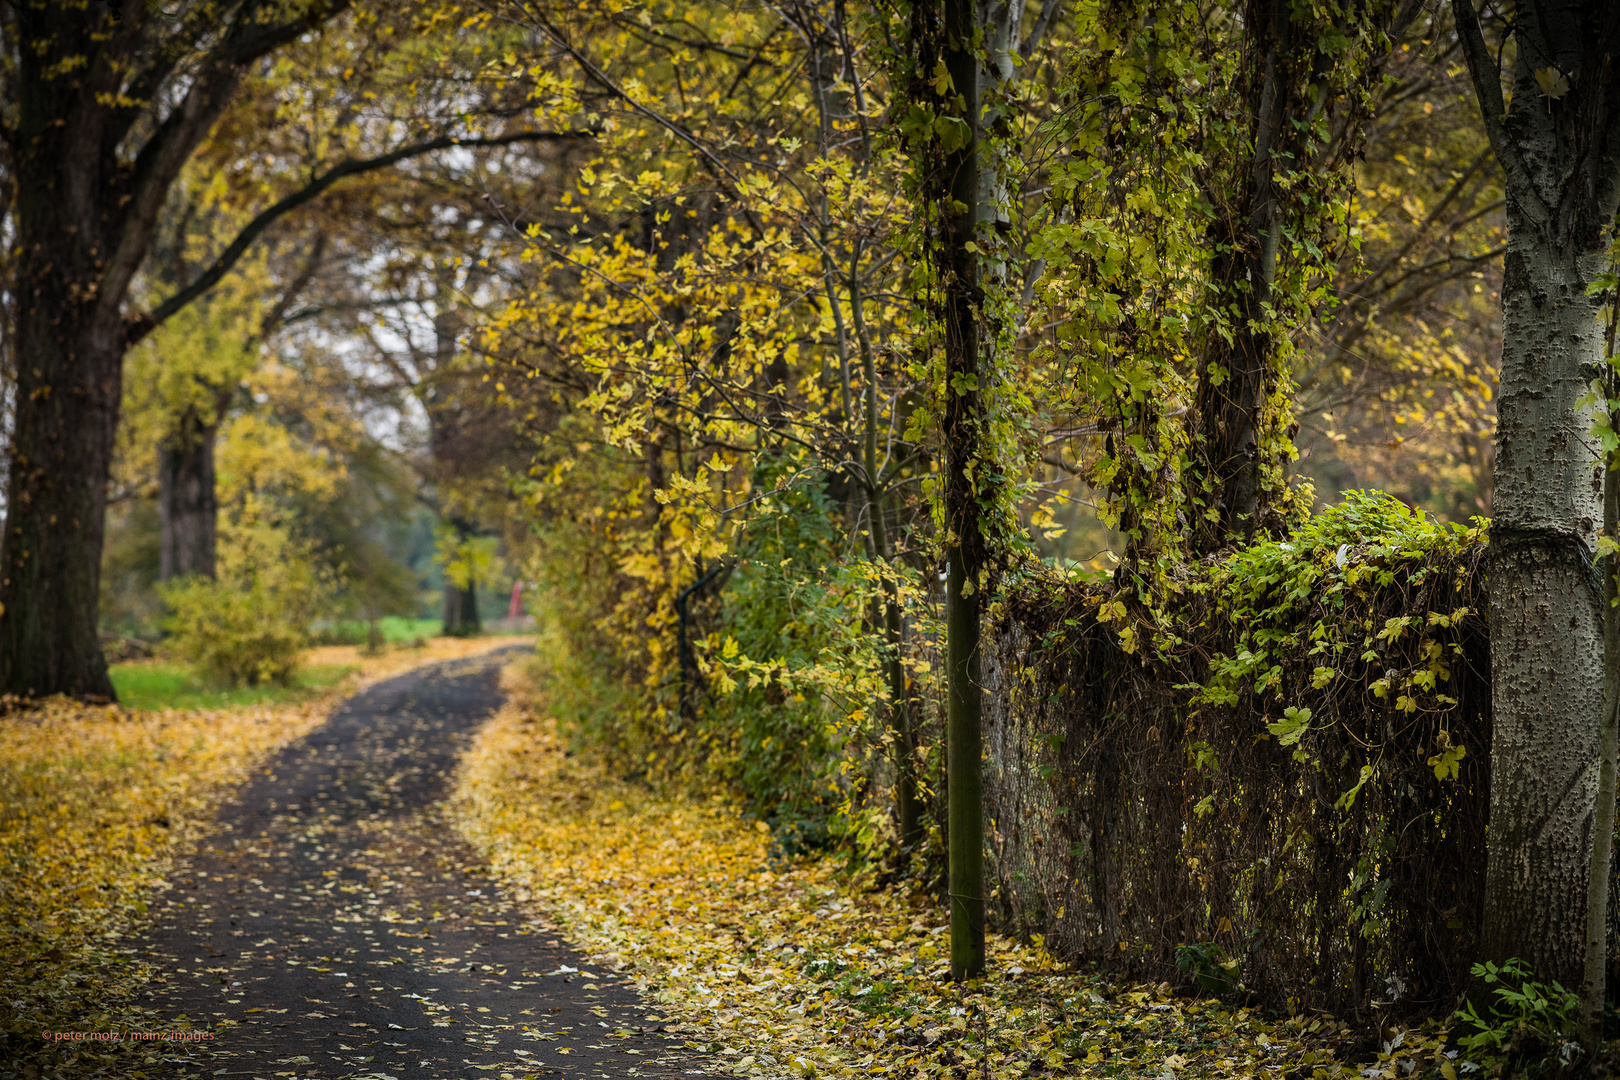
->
xmin=1455 ymin=959 xmax=1581 ymax=1075
xmin=1175 ymin=942 xmax=1242 ymax=997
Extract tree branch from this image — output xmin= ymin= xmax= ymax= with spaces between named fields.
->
xmin=96 ymin=1 xmax=356 ymax=334
xmin=1450 ymin=0 xmax=1551 ymax=227
xmin=255 ymin=234 xmax=328 ymax=341
xmin=128 ymin=129 xmax=596 ymax=345
xmin=527 ymin=10 xmax=766 ymax=238
xmin=1019 ymin=0 xmax=1063 ymax=59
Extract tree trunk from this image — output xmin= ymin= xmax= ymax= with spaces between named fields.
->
xmin=159 ymin=411 xmax=220 ymax=580
xmin=942 ymin=0 xmax=987 ymax=983
xmin=1192 ymin=0 xmax=1292 ymax=547
xmin=1452 ymin=0 xmax=1620 ymax=991
xmin=1484 ymin=236 xmax=1607 ymax=990
xmin=0 ymin=287 xmax=122 ymax=699
xmin=0 ymin=4 xmax=305 ymax=698
xmin=443 ymin=579 xmax=480 ymax=637
xmin=0 ymin=3 xmax=463 ymax=697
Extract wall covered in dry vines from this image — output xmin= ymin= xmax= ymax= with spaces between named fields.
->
xmin=980 ymin=501 xmax=1525 ymax=1018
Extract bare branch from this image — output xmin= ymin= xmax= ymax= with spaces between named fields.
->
xmin=1450 ymin=0 xmax=1551 ymax=227
xmin=1019 ymin=0 xmax=1063 ymax=59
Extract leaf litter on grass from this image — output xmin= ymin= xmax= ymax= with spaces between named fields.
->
xmin=453 ymin=665 xmax=1456 ymax=1080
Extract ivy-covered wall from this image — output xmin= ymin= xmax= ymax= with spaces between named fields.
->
xmin=982 ymin=493 xmax=1511 ymax=1017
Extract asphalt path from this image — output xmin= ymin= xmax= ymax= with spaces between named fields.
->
xmin=134 ymin=649 xmax=706 ymax=1080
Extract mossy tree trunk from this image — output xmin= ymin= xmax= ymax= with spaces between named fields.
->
xmin=1191 ymin=0 xmax=1294 ymax=546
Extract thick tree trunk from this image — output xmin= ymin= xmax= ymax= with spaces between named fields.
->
xmin=1484 ymin=235 xmax=1606 ymax=989
xmin=1483 ymin=229 xmax=1607 ymax=986
xmin=1453 ymin=0 xmax=1620 ymax=989
xmin=0 ymin=3 xmax=437 ymax=697
xmin=159 ymin=412 xmax=220 ymax=580
xmin=0 ymin=4 xmax=260 ymax=698
xmin=0 ymin=294 xmax=122 ymax=699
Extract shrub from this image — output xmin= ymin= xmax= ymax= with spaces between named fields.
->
xmin=1455 ymin=959 xmax=1582 ymax=1075
xmin=160 ymin=517 xmax=330 ymax=686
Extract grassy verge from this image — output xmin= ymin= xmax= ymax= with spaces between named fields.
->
xmin=452 ymin=666 xmax=1437 ymax=1080
xmin=109 ymin=660 xmax=357 ymax=711
xmin=0 ymin=635 xmax=533 ymax=1077
xmin=314 ymin=615 xmax=448 ymax=644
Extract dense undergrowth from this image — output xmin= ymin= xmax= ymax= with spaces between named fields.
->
xmin=530 ymin=471 xmax=900 ymax=857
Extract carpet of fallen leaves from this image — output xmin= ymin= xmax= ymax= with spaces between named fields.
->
xmin=453 ymin=669 xmax=1466 ymax=1080
xmin=302 ymin=633 xmax=536 ymax=689
xmin=0 ymin=635 xmax=531 ymax=1071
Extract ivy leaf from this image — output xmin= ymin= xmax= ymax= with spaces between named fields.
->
xmin=1336 ymin=764 xmax=1376 ymax=810
xmin=1265 ymin=706 xmax=1312 ymax=746
xmin=1428 ymin=743 xmax=1466 ymax=781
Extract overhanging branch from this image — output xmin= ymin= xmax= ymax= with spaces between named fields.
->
xmin=128 ymin=128 xmax=595 ymax=345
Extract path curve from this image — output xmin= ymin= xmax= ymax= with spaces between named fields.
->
xmin=136 ymin=649 xmax=703 ymax=1080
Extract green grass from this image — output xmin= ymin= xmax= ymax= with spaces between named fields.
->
xmin=316 ymin=616 xmax=445 ymax=645
xmin=109 ymin=661 xmax=358 ymax=711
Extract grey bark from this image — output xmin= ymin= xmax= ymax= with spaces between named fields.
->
xmin=1451 ymin=0 xmax=1620 ymax=990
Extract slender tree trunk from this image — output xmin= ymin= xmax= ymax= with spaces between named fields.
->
xmin=1452 ymin=0 xmax=1620 ymax=991
xmin=159 ymin=411 xmax=220 ymax=580
xmin=366 ymin=608 xmax=385 ymax=655
xmin=443 ymin=579 xmax=480 ymax=637
xmin=942 ymin=0 xmax=986 ymax=983
xmin=849 ymin=237 xmax=923 ymax=848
